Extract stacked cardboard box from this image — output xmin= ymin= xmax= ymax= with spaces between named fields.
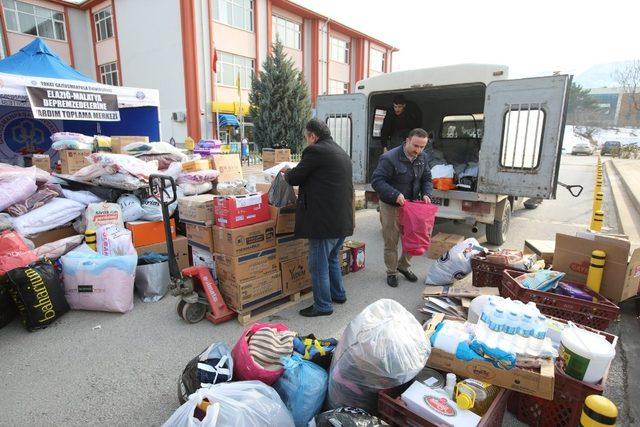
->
xmin=110 ymin=135 xmax=149 ymax=154
xmin=276 ymin=234 xmax=310 ymax=294
xmin=262 ymin=148 xmax=291 ymax=170
xmin=59 ymin=149 xmax=90 ymax=174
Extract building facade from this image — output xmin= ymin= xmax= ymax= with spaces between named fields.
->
xmin=0 ymin=0 xmax=396 ymax=142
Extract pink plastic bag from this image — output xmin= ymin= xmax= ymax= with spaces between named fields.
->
xmin=398 ymin=201 xmax=438 ymax=256
xmin=231 ymin=322 xmax=289 ymax=385
xmin=0 ymin=230 xmax=38 ymax=276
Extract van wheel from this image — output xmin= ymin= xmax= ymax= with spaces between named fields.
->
xmin=486 ymin=200 xmax=511 ymax=245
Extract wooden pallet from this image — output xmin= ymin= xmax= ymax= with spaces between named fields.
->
xmin=236 ymin=289 xmax=313 ymax=326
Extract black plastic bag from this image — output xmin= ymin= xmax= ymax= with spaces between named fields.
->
xmin=6 ymin=260 xmax=70 ymax=331
xmin=177 ymin=342 xmax=234 ymax=404
xmin=313 ymin=407 xmax=389 ymax=427
xmin=267 ymin=173 xmax=297 ymax=207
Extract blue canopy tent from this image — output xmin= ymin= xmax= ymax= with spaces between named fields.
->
xmin=218 ymin=113 xmax=240 ymax=128
xmin=0 ymin=38 xmax=161 ymax=164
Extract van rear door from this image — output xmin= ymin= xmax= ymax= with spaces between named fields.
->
xmin=316 ymin=93 xmax=367 ymax=183
xmin=477 ymin=75 xmax=570 ymax=199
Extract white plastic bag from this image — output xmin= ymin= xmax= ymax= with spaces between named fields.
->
xmin=85 ymin=202 xmax=124 ymax=231
xmin=179 ymin=182 xmax=213 ymax=196
xmin=327 ymin=299 xmax=430 ymax=413
xmin=430 ymin=164 xmax=455 ymax=179
xmin=141 ymin=187 xmax=181 ymax=221
xmin=163 ymin=381 xmax=295 ymax=427
xmin=95 ymin=224 xmax=136 ymax=256
xmin=263 ymin=162 xmax=298 ymax=182
xmin=425 ymin=237 xmax=483 ymax=285
xmin=117 ymin=194 xmax=144 ymax=222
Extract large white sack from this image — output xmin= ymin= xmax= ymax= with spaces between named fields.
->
xmin=425 ymin=237 xmax=483 ymax=285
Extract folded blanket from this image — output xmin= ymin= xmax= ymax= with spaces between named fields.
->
xmin=5 ymin=184 xmax=62 ymax=217
xmin=248 ymin=327 xmax=296 ymax=371
xmin=11 ymin=197 xmax=85 ymax=236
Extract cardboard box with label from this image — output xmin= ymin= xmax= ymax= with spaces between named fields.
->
xmin=59 ymin=149 xmax=90 ymax=174
xmin=524 ymin=239 xmax=555 ymax=266
xmin=280 ymin=256 xmax=311 ymax=294
xmin=185 ymin=223 xmax=214 ymax=251
xmin=262 ymin=148 xmax=291 ymax=164
xmin=190 ymin=244 xmax=216 ymax=275
xmin=215 ymin=248 xmax=279 ymax=283
xmin=110 ymin=136 xmax=149 ymax=154
xmin=136 ymin=235 xmax=189 ymax=270
xmin=213 ymin=221 xmax=276 ymax=257
xmin=214 ymin=193 xmax=270 ymax=229
xmin=181 ymin=159 xmax=211 ymax=172
xmin=276 ymin=234 xmax=309 ymax=263
xmin=427 ymin=233 xmax=465 ymax=259
xmin=32 ymin=154 xmax=51 ymax=172
xmin=269 ymin=204 xmax=296 ymax=235
xmin=218 ymin=271 xmax=282 ymax=311
xmin=178 ymin=195 xmax=214 ymax=225
xmin=553 ymin=233 xmax=640 ymax=302
xmin=211 ymin=154 xmax=243 ymax=181
xmin=27 ymin=225 xmax=78 ymax=247
xmin=126 ymin=219 xmax=176 ymax=247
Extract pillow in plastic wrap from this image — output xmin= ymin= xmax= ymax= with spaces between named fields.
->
xmin=0 ymin=175 xmax=37 ymax=211
xmin=117 ymin=194 xmax=144 ymax=222
xmin=141 ymin=186 xmax=181 ymax=221
xmin=10 ymin=197 xmax=85 ymax=236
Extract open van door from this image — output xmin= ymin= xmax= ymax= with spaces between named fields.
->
xmin=316 ymin=93 xmax=367 ymax=183
xmin=477 ymin=75 xmax=571 ymax=199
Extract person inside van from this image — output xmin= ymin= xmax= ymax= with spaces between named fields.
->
xmin=380 ymin=95 xmax=422 ymax=151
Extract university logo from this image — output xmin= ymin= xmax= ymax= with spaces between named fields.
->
xmin=0 ymin=109 xmax=58 ymax=156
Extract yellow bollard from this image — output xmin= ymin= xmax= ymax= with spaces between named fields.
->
xmin=595 ymin=178 xmax=603 ymax=193
xmin=593 ymin=191 xmax=604 ymax=213
xmin=580 ymin=395 xmax=617 ymax=427
xmin=586 ymin=250 xmax=606 ymax=295
xmin=591 ymin=211 xmax=604 ymax=231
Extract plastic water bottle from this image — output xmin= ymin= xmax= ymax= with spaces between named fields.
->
xmin=498 ymin=311 xmax=520 ymax=353
xmin=527 ymin=315 xmax=547 ymax=356
xmin=476 ymin=299 xmax=496 ymax=343
xmin=486 ymin=308 xmax=505 ymax=349
xmin=514 ymin=314 xmax=535 ymax=354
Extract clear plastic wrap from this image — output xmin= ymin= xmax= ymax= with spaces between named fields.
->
xmin=327 ymin=299 xmax=430 ymax=413
xmin=117 ymin=194 xmax=144 ymax=222
xmin=425 ymin=238 xmax=483 ymax=285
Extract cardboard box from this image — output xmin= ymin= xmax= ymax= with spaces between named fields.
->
xmin=340 ymin=247 xmax=351 ymax=276
xmin=126 ymin=219 xmax=176 ymax=247
xmin=427 ymin=233 xmax=465 ymax=259
xmin=32 ymin=154 xmax=51 ymax=172
xmin=553 ymin=233 xmax=640 ymax=302
xmin=213 ymin=221 xmax=276 ymax=257
xmin=178 ymin=195 xmax=214 ymax=225
xmin=280 ymin=256 xmax=311 ymax=294
xmin=214 ymin=192 xmax=270 ymax=229
xmin=524 ymin=239 xmax=555 ymax=265
xmin=136 ymin=235 xmax=189 ymax=270
xmin=110 ymin=135 xmax=149 ymax=154
xmin=255 ymin=182 xmax=271 ymax=193
xmin=185 ymin=223 xmax=214 ymax=251
xmin=190 ymin=244 xmax=216 ymax=275
xmin=276 ymin=234 xmax=309 ymax=263
xmin=263 ymin=161 xmax=277 ymax=171
xmin=181 ymin=159 xmax=211 ymax=172
xmin=211 ymin=154 xmax=243 ymax=181
xmin=218 ymin=271 xmax=282 ymax=311
xmin=27 ymin=225 xmax=77 ymax=247
xmin=269 ymin=204 xmax=296 ymax=235
xmin=59 ymin=149 xmax=90 ymax=174
xmin=215 ymin=248 xmax=279 ymax=283
xmin=262 ymin=148 xmax=291 ymax=164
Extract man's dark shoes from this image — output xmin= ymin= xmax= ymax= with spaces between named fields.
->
xmin=332 ymin=297 xmax=347 ymax=304
xmin=299 ymin=305 xmax=332 ymax=317
xmin=398 ymin=268 xmax=418 ymax=282
xmin=387 ymin=274 xmax=398 ymax=287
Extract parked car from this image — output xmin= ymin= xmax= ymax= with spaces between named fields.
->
xmin=571 ymin=142 xmax=594 ymax=155
xmin=601 ymin=141 xmax=621 ymax=156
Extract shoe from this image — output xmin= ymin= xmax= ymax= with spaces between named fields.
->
xmin=299 ymin=305 xmax=333 ymax=317
xmin=398 ymin=268 xmax=418 ymax=282
xmin=332 ymin=297 xmax=347 ymax=304
xmin=387 ymin=274 xmax=398 ymax=287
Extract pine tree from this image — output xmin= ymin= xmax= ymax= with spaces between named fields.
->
xmin=249 ymin=39 xmax=311 ymax=153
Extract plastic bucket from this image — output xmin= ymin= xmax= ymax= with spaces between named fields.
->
xmin=559 ymin=324 xmax=615 ymax=384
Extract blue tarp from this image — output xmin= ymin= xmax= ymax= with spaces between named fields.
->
xmin=0 ymin=38 xmax=94 ymax=82
xmin=218 ymin=113 xmax=240 ymax=127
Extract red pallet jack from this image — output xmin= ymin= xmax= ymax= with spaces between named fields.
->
xmin=149 ymin=174 xmax=236 ymax=324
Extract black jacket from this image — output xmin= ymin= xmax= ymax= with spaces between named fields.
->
xmin=371 ymin=145 xmax=433 ymax=206
xmin=285 ymin=137 xmax=354 ymax=239
xmin=380 ymin=104 xmax=422 ymax=149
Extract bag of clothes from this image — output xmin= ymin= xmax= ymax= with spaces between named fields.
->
xmin=178 ymin=342 xmax=234 ymax=404
xmin=398 ymin=201 xmax=438 ymax=256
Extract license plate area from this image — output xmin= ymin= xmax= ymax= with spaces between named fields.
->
xmin=431 ymin=197 xmax=449 ymax=207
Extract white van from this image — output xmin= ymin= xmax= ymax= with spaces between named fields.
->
xmin=316 ymin=64 xmax=571 ymax=245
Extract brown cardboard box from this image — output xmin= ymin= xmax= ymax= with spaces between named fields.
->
xmin=110 ymin=135 xmax=149 ymax=154
xmin=181 ymin=159 xmax=211 ymax=172
xmin=185 ymin=223 xmax=214 ymax=251
xmin=262 ymin=148 xmax=291 ymax=164
xmin=178 ymin=195 xmax=214 ymax=225
xmin=213 ymin=221 xmax=276 ymax=257
xmin=280 ymin=256 xmax=311 ymax=294
xmin=126 ymin=219 xmax=176 ymax=247
xmin=27 ymin=225 xmax=78 ymax=247
xmin=211 ymin=154 xmax=243 ymax=181
xmin=276 ymin=234 xmax=309 ymax=263
xmin=524 ymin=239 xmax=555 ymax=265
xmin=553 ymin=233 xmax=640 ymax=302
xmin=269 ymin=205 xmax=296 ymax=235
xmin=218 ymin=271 xmax=282 ymax=311
xmin=136 ymin=235 xmax=189 ymax=270
xmin=255 ymin=182 xmax=271 ymax=193
xmin=263 ymin=161 xmax=276 ymax=170
xmin=427 ymin=233 xmax=465 ymax=259
xmin=59 ymin=149 xmax=90 ymax=174
xmin=32 ymin=154 xmax=51 ymax=172
xmin=215 ymin=248 xmax=278 ymax=283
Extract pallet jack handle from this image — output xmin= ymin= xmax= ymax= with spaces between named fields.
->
xmin=149 ymin=174 xmax=181 ymax=279
xmin=558 ymin=181 xmax=583 ymax=198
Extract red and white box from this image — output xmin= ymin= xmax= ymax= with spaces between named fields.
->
xmin=214 ymin=192 xmax=270 ymax=229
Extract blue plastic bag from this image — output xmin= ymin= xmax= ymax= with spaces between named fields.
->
xmin=273 ymin=353 xmax=328 ymax=427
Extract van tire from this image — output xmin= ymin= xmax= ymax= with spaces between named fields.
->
xmin=486 ymin=200 xmax=511 ymax=245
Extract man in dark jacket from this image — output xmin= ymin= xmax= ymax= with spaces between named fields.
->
xmin=284 ymin=119 xmax=354 ymax=317
xmin=371 ymin=128 xmax=433 ymax=287
xmin=380 ymin=95 xmax=422 ymax=151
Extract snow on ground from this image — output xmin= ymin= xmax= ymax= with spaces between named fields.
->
xmin=563 ymin=125 xmax=639 ymax=151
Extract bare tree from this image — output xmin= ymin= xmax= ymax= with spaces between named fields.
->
xmin=613 ymin=60 xmax=640 ymax=112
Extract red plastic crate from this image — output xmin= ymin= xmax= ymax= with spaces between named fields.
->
xmin=508 ymin=326 xmax=617 ymax=427
xmin=378 ymin=382 xmax=510 ymax=427
xmin=501 ymin=269 xmax=619 ymax=331
xmin=471 ymin=256 xmax=526 ymax=288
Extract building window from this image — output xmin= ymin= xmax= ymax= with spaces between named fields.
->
xmin=370 ymin=49 xmax=386 ymax=73
xmin=330 ymin=37 xmax=349 ymax=64
xmin=94 ymin=6 xmax=113 ymax=42
xmin=3 ymin=0 xmax=66 ymax=41
xmin=216 ymin=51 xmax=254 ymax=89
xmin=272 ymin=15 xmax=300 ymax=49
xmin=213 ymin=0 xmax=253 ymax=32
xmin=100 ymin=62 xmax=119 ymax=86
xmin=329 ymin=79 xmax=348 ymax=95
